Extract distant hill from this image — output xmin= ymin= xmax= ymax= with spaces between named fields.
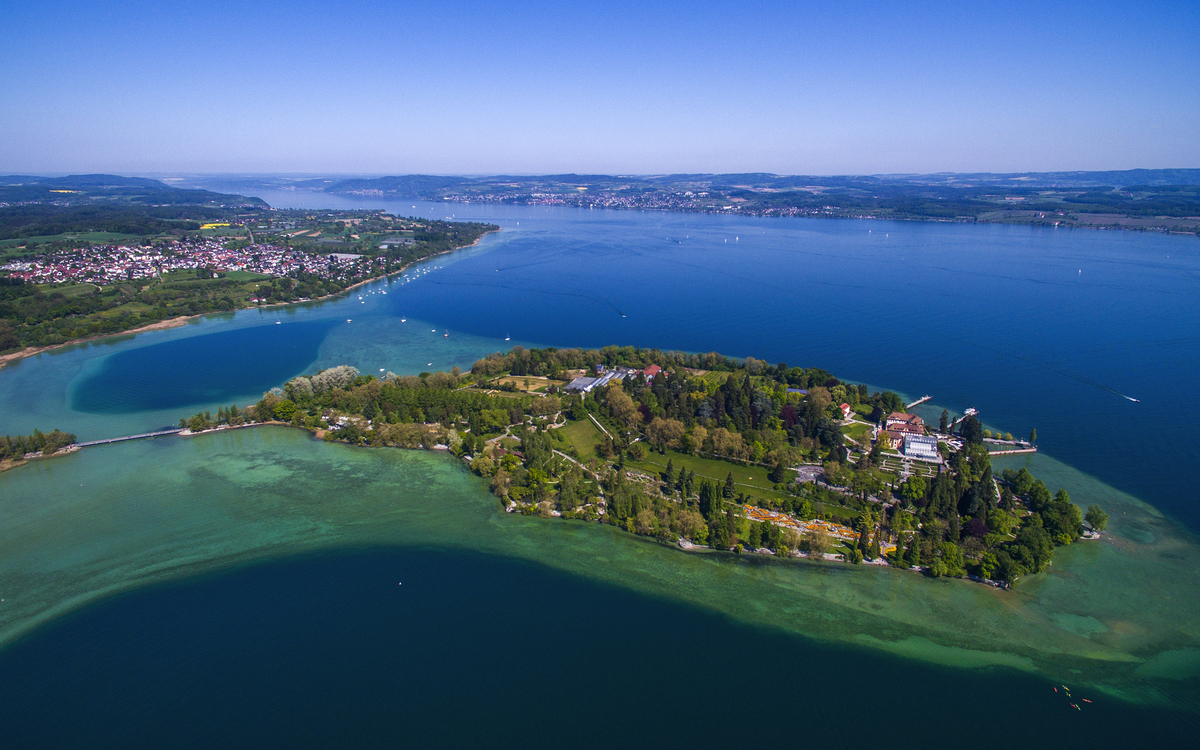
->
xmin=316 ymin=169 xmax=1200 ymax=194
xmin=0 ymin=174 xmax=267 ymax=208
xmin=293 ymin=169 xmax=1200 ymax=232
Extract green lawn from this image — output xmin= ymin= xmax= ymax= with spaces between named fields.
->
xmin=558 ymin=418 xmax=602 ymax=461
xmin=628 ymin=455 xmax=795 ymax=509
xmin=842 ymin=422 xmax=871 ymax=443
xmin=627 ymin=449 xmax=790 ymax=493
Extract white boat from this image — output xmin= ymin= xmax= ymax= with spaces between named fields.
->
xmin=505 ymin=334 xmax=510 ymax=341
xmin=400 ymin=317 xmax=406 ymax=323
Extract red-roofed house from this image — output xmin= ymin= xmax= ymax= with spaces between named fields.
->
xmin=644 ymin=364 xmax=662 ymax=380
xmin=840 ymin=403 xmax=852 ymax=419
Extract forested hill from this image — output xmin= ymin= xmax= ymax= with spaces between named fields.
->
xmin=0 ymin=174 xmax=269 ymax=245
xmin=0 ymin=174 xmax=266 ymax=208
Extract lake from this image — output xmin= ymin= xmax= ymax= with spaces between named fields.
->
xmin=1 ymin=193 xmax=1198 ymax=745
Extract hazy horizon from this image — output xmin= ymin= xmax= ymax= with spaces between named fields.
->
xmin=2 ymin=0 xmax=1197 ymax=175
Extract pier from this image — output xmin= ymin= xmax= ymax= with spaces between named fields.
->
xmin=987 ymin=447 xmax=1038 ymax=456
xmin=951 ymin=408 xmax=978 ymax=427
xmin=75 ymin=428 xmax=183 ymax=448
xmin=906 ymin=395 xmax=931 ymax=409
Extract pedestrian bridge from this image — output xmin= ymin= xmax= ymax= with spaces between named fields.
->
xmin=75 ymin=428 xmax=183 ymax=448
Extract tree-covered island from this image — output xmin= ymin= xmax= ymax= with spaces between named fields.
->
xmin=0 ymin=428 xmax=78 ymax=472
xmin=181 ymin=346 xmax=1108 ymax=587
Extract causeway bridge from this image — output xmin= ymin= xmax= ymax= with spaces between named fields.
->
xmin=75 ymin=428 xmax=183 ymax=448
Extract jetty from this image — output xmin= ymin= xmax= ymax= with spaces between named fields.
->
xmin=74 ymin=428 xmax=183 ymax=448
xmin=951 ymin=408 xmax=978 ymax=427
xmin=906 ymin=395 xmax=931 ymax=409
xmin=988 ymin=447 xmax=1038 ymax=456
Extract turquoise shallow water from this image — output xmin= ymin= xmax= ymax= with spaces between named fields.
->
xmin=1 ymin=198 xmax=1199 ymax=742
xmin=0 ymin=428 xmax=1198 ymax=746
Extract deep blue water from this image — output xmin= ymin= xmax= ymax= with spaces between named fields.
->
xmin=2 ymin=547 xmax=1195 ymax=749
xmin=72 ymin=319 xmax=338 ymax=413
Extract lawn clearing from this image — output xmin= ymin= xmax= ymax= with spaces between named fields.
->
xmin=559 ymin=418 xmax=602 ymax=461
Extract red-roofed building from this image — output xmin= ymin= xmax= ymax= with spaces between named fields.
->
xmin=884 ymin=412 xmax=925 ymax=436
xmin=840 ymin=403 xmax=852 ymax=419
xmin=644 ymin=364 xmax=662 ymax=380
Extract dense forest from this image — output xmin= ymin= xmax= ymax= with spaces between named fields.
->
xmin=181 ymin=346 xmax=1108 ymax=587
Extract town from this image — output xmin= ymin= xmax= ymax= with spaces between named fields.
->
xmin=1 ymin=239 xmax=371 ymax=286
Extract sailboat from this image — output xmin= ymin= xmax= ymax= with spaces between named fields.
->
xmin=443 ymin=330 xmax=449 ymax=338
xmin=504 ymin=333 xmax=510 ymax=341
xmin=400 ymin=317 xmax=406 ymax=323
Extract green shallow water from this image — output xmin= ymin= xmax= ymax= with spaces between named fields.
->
xmin=3 ymin=426 xmax=1198 ymax=710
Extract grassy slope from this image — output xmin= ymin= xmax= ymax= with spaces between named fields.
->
xmin=558 ymin=418 xmax=601 ymax=462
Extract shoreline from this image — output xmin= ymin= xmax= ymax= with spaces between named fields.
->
xmin=0 ymin=230 xmax=498 ymax=371
xmin=171 ymin=421 xmax=1045 ymax=588
xmin=365 ymin=194 xmax=1200 ymax=237
xmin=0 ymin=316 xmax=195 ymax=370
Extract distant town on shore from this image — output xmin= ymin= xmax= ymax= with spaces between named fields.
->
xmin=236 ymin=169 xmax=1200 ymax=235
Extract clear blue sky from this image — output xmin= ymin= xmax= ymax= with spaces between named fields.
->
xmin=1 ymin=0 xmax=1197 ymax=175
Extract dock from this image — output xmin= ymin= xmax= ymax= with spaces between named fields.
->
xmin=75 ymin=428 xmax=183 ymax=448
xmin=988 ymin=447 xmax=1038 ymax=456
xmin=906 ymin=395 xmax=931 ymax=409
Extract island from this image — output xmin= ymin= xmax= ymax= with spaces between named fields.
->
xmin=0 ymin=174 xmax=498 ymax=362
xmin=178 ymin=345 xmax=1109 ymax=586
xmin=0 ymin=428 xmax=78 ymax=473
